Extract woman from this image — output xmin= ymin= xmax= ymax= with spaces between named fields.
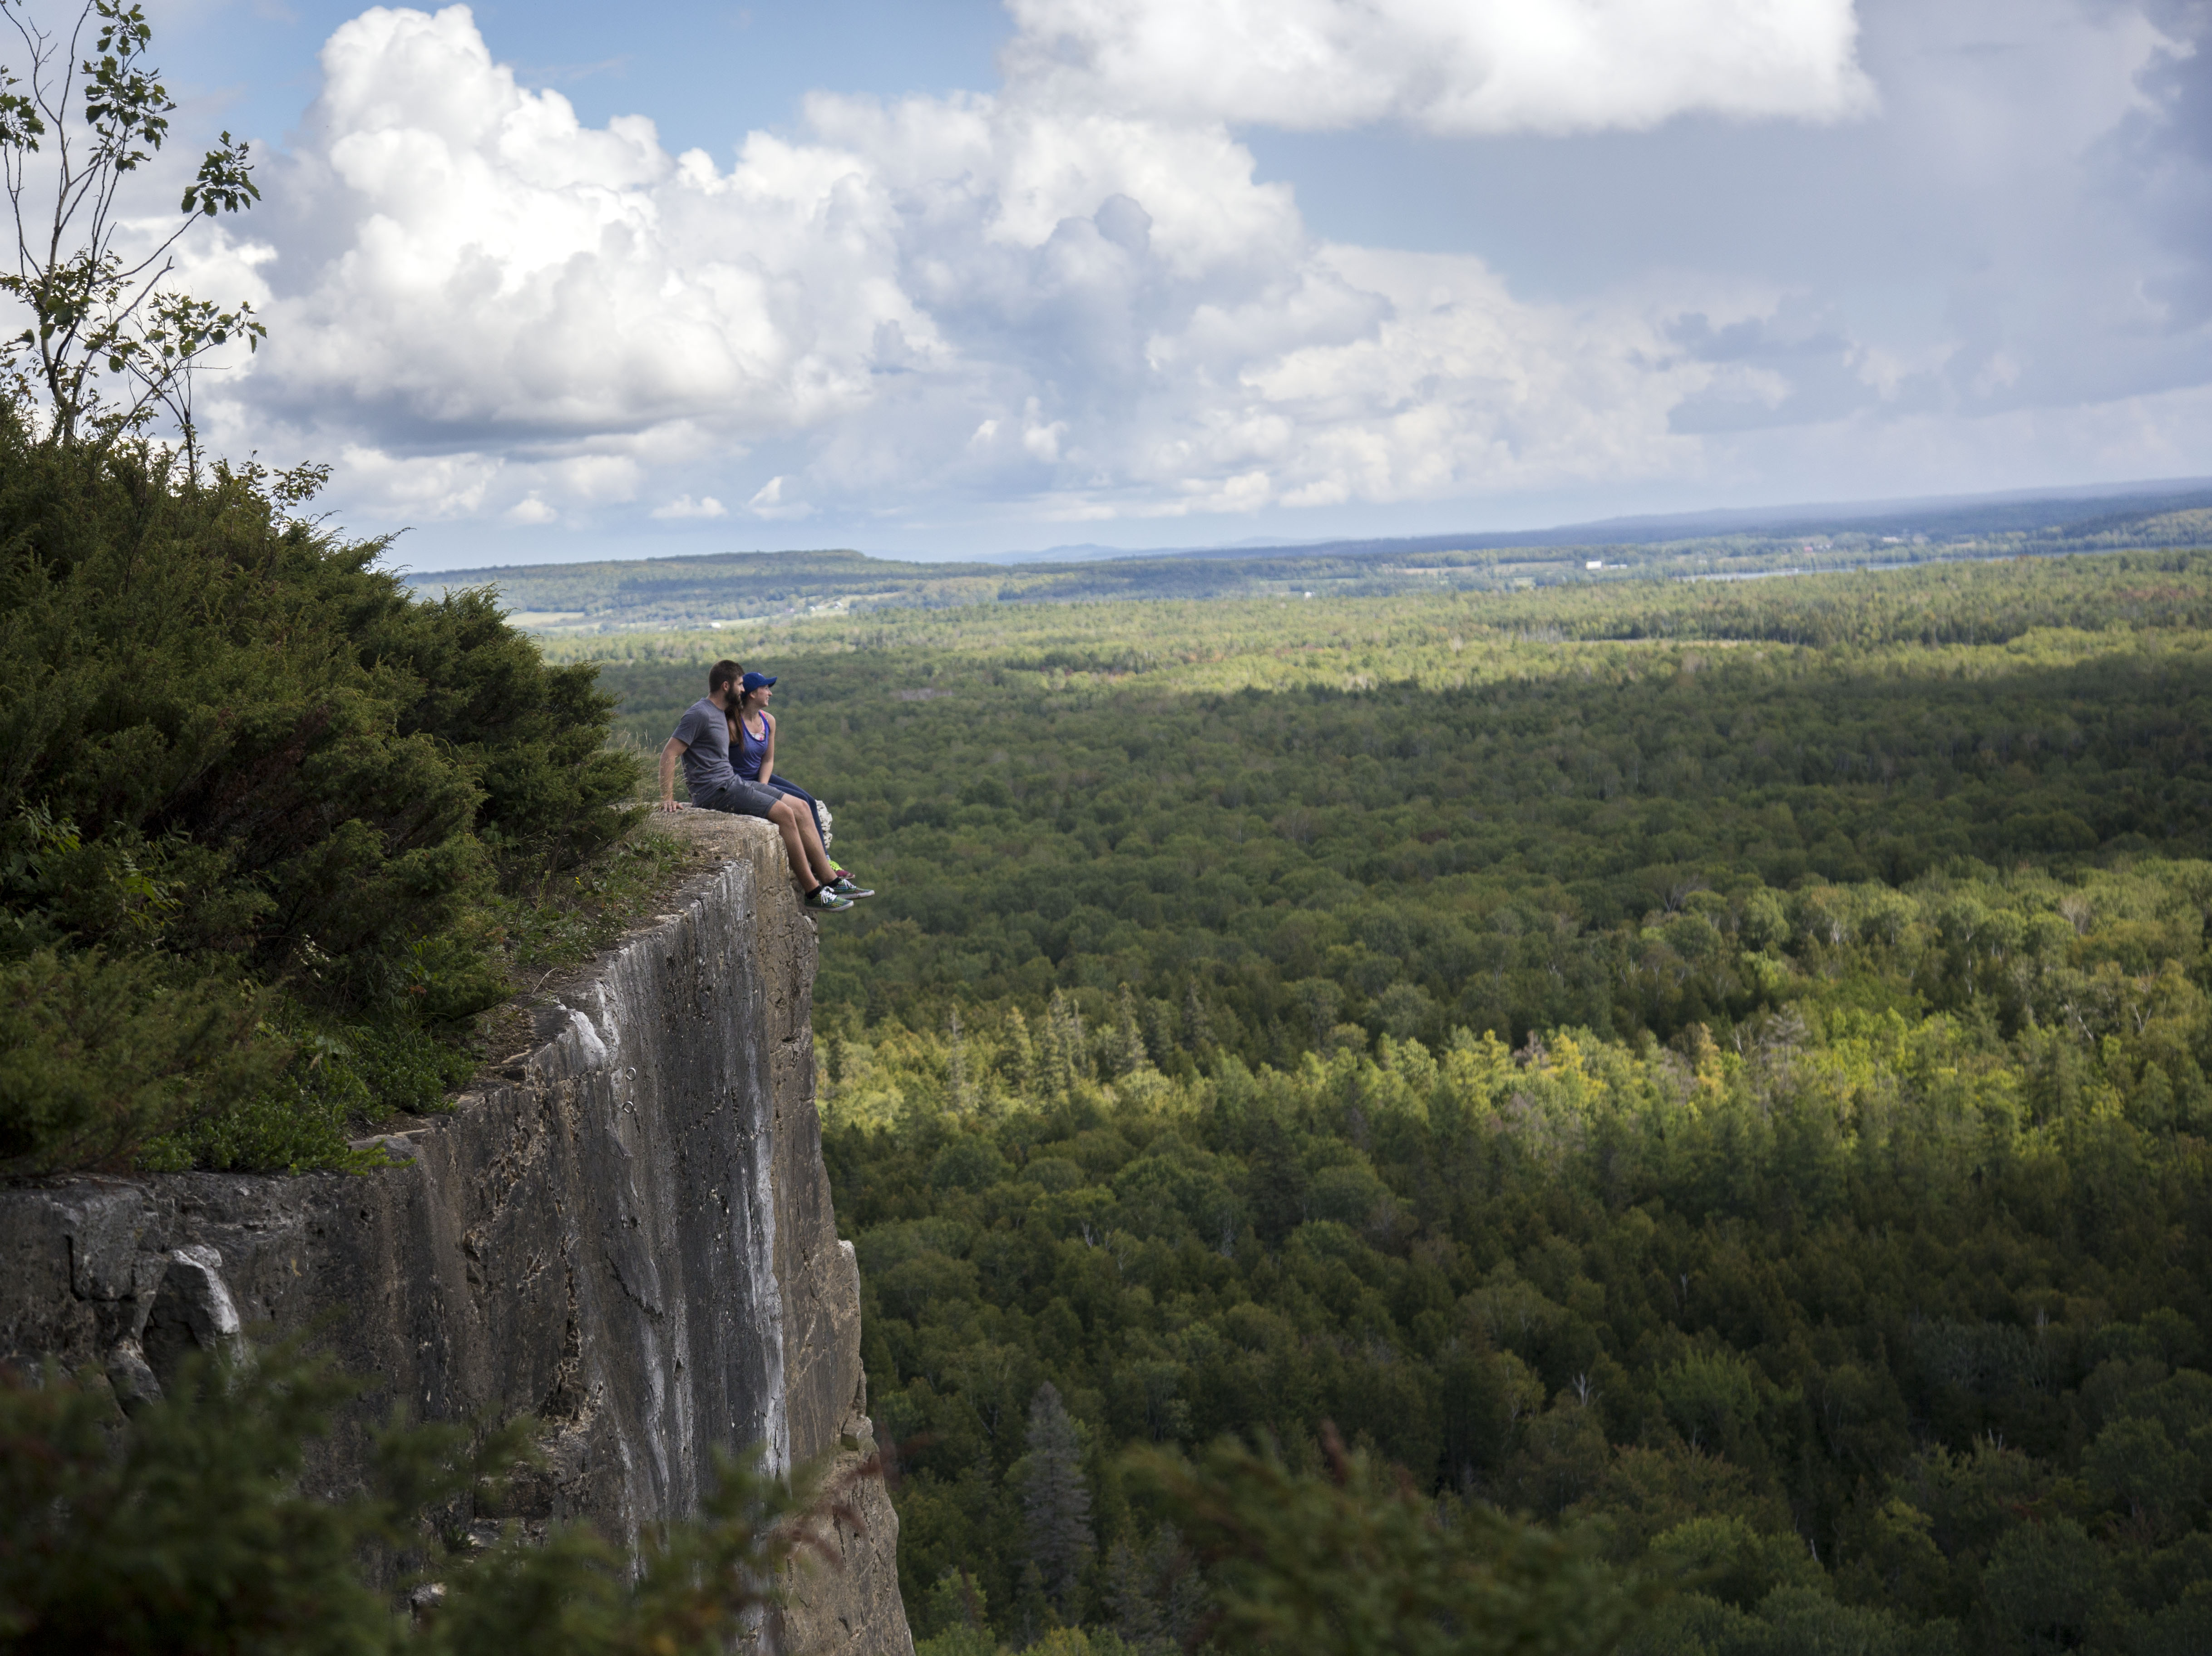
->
xmin=729 ymin=671 xmax=874 ymax=899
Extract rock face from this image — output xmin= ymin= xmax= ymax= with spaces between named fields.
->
xmin=0 ymin=814 xmax=911 ymax=1656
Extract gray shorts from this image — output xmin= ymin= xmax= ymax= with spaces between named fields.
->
xmin=696 ymin=779 xmax=782 ymax=819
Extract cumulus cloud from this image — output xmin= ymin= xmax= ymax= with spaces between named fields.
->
xmin=178 ymin=0 xmax=2212 ymax=548
xmin=651 ymin=493 xmax=728 ymax=519
xmin=1003 ymin=0 xmax=1877 ymax=134
xmin=747 ymin=475 xmax=814 ymax=520
xmin=328 ymin=442 xmax=499 ymax=519
xmin=247 ymin=6 xmax=931 ymax=453
xmin=212 ymin=3 xmax=1735 ymax=528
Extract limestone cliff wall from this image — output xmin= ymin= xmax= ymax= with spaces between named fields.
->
xmin=0 ymin=814 xmax=911 ymax=1656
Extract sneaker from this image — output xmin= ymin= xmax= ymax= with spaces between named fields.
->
xmin=830 ymin=874 xmax=875 ymax=899
xmin=804 ymin=885 xmax=854 ymax=912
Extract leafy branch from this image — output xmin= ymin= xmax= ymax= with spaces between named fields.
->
xmin=0 ymin=0 xmax=262 ymax=471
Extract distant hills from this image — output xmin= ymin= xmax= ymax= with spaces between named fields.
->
xmin=401 ymin=478 xmax=2212 ymax=633
xmin=978 ymin=477 xmax=2212 ymax=564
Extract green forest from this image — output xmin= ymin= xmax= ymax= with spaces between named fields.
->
xmin=591 ymin=552 xmax=2212 ymax=1065
xmin=585 ymin=549 xmax=2212 ymax=1653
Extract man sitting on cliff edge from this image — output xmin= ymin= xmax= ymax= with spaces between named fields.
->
xmin=658 ymin=658 xmax=853 ymax=912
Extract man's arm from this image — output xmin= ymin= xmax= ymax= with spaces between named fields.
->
xmin=659 ymin=737 xmax=688 ymax=811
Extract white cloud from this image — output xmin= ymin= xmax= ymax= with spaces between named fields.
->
xmin=1021 ymin=398 xmax=1069 ymax=462
xmin=651 ymin=493 xmax=728 ymax=519
xmin=331 ymin=442 xmax=500 ymax=518
xmin=248 ymin=6 xmax=931 ymax=459
xmin=1002 ymin=0 xmax=1877 ymax=135
xmin=180 ymin=0 xmax=2212 ymax=551
xmin=745 ymin=81 xmax=1718 ymax=521
xmin=228 ymin=2 xmax=1406 ymax=533
xmin=747 ymin=475 xmax=814 ymax=519
xmin=204 ymin=5 xmax=1826 ymax=532
xmin=555 ymin=453 xmax=643 ymax=502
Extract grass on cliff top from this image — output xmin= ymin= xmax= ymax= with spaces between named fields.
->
xmin=147 ymin=813 xmax=701 ymax=1173
xmin=493 ymin=816 xmax=698 ymax=988
xmin=465 ymin=816 xmax=707 ymax=1073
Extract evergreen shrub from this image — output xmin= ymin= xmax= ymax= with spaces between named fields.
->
xmin=0 ymin=398 xmax=639 ymax=1173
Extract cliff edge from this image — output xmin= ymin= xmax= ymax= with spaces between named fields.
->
xmin=0 ymin=813 xmax=912 ymax=1656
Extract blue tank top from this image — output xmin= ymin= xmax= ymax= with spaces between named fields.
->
xmin=734 ymin=710 xmax=770 ymax=780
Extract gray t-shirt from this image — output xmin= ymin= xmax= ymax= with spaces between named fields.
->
xmin=672 ymin=696 xmax=736 ymax=798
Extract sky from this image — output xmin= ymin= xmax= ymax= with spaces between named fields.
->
xmin=32 ymin=0 xmax=2212 ymax=568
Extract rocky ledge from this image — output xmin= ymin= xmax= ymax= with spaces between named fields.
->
xmin=0 ymin=813 xmax=912 ymax=1656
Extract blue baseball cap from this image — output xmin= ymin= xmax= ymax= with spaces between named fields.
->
xmin=741 ymin=671 xmax=777 ymax=693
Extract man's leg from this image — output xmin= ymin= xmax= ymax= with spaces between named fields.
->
xmin=699 ymin=782 xmax=829 ymax=895
xmin=780 ymin=796 xmax=838 ymax=884
xmin=768 ymin=776 xmax=867 ymax=887
xmin=767 ymin=776 xmax=830 ymax=847
xmin=770 ymin=797 xmax=836 ymax=892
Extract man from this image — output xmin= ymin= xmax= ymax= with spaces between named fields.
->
xmin=659 ymin=660 xmax=852 ymax=911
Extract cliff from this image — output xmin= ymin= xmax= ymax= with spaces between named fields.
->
xmin=0 ymin=813 xmax=911 ymax=1656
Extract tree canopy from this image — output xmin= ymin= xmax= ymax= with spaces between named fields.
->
xmin=575 ymin=549 xmax=2212 ymax=1654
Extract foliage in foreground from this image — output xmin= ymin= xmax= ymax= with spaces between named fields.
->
xmin=0 ymin=401 xmax=641 ymax=1175
xmin=0 ymin=1344 xmax=1633 ymax=1656
xmin=0 ymin=1343 xmax=846 ymax=1655
xmin=1138 ymin=1428 xmax=1644 ymax=1656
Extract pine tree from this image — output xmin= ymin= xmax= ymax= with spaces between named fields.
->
xmin=1004 ymin=1005 xmax=1038 ymax=1097
xmin=1103 ymin=1524 xmax=1205 ymax=1655
xmin=1182 ymin=977 xmax=1213 ymax=1053
xmin=1044 ymin=990 xmax=1084 ymax=1099
xmin=1020 ymin=1381 xmax=1094 ymax=1622
xmin=1114 ymin=983 xmax=1151 ymax=1076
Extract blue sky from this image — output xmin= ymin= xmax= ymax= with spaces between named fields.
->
xmin=76 ymin=0 xmax=2212 ymax=566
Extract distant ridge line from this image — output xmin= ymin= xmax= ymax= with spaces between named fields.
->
xmin=399 ymin=476 xmax=2212 ymax=590
xmin=979 ymin=477 xmax=2212 ymax=566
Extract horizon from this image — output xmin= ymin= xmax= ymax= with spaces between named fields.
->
xmin=388 ymin=472 xmax=2212 ymax=580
